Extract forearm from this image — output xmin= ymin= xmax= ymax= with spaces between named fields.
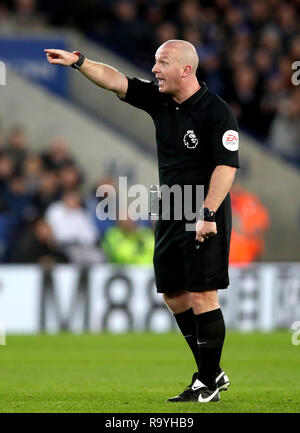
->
xmin=204 ymin=165 xmax=237 ymax=212
xmin=79 ymin=59 xmax=127 ymax=97
xmin=44 ymin=48 xmax=128 ymax=98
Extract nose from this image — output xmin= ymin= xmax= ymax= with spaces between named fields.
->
xmin=152 ymin=62 xmax=159 ymax=74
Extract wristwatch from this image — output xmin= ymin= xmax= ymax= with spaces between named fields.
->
xmin=200 ymin=207 xmax=216 ymax=222
xmin=71 ymin=51 xmax=85 ymax=69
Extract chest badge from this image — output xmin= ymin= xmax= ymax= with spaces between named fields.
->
xmin=183 ymin=130 xmax=198 ymax=149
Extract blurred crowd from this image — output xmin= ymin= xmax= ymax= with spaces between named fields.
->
xmin=0 ymin=124 xmax=154 ymax=265
xmin=1 ymin=0 xmax=299 ymax=167
xmin=0 ymin=123 xmax=269 ymax=266
xmin=0 ymin=0 xmax=276 ymax=265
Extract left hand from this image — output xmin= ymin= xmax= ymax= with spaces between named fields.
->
xmin=195 ymin=220 xmax=217 ymax=243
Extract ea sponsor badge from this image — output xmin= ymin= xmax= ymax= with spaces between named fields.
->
xmin=222 ymin=130 xmax=239 ymax=151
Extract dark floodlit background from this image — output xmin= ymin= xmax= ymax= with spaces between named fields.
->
xmin=0 ymin=0 xmax=300 ymax=334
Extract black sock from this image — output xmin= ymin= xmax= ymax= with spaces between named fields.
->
xmin=174 ymin=308 xmax=199 ymax=369
xmin=194 ymin=308 xmax=225 ymax=390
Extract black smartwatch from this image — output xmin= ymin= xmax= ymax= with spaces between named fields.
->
xmin=200 ymin=207 xmax=216 ymax=222
xmin=71 ymin=51 xmax=85 ymax=69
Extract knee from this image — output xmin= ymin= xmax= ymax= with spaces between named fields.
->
xmin=190 ymin=290 xmax=219 ymax=314
xmin=163 ymin=290 xmax=191 ymax=314
xmin=163 ymin=289 xmax=187 ymax=301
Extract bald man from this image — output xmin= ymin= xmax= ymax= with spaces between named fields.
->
xmin=45 ymin=40 xmax=239 ymax=403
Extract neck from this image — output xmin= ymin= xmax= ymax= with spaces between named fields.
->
xmin=172 ymin=79 xmax=201 ymax=104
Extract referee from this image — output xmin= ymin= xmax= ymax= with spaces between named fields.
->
xmin=45 ymin=39 xmax=239 ymax=403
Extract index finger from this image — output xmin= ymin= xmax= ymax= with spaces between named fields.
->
xmin=44 ymin=49 xmax=60 ymax=54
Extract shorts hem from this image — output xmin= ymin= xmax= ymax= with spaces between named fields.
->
xmin=156 ymin=281 xmax=229 ymax=294
xmin=187 ymin=283 xmax=229 ymax=292
xmin=156 ymin=286 xmax=187 ymax=294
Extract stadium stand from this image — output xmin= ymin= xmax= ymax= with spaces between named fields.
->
xmin=1 ymin=0 xmax=297 ymax=166
xmin=0 ymin=0 xmax=300 ymax=264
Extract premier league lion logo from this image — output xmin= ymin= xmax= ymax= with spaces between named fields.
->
xmin=183 ymin=130 xmax=198 ymax=149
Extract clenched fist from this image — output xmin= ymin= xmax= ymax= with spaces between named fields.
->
xmin=195 ymin=219 xmax=217 ymax=243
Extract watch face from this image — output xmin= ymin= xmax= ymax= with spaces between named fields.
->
xmin=200 ymin=208 xmax=215 ymax=221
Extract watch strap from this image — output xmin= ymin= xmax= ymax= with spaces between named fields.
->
xmin=200 ymin=207 xmax=216 ymax=222
xmin=71 ymin=51 xmax=85 ymax=69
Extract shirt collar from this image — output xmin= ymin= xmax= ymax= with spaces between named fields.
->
xmin=181 ymin=81 xmax=208 ymax=107
xmin=168 ymin=81 xmax=208 ymax=107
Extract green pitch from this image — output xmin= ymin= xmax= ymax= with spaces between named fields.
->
xmin=0 ymin=331 xmax=299 ymax=413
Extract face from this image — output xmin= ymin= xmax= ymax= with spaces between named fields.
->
xmin=35 ymin=220 xmax=53 ymax=242
xmin=64 ymin=192 xmax=81 ymax=209
xmin=152 ymin=45 xmax=184 ymax=95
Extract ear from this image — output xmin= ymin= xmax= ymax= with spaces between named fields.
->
xmin=181 ymin=65 xmax=192 ymax=78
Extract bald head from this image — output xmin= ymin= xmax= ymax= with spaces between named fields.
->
xmin=152 ymin=39 xmax=200 ymax=100
xmin=158 ymin=40 xmax=199 ymax=74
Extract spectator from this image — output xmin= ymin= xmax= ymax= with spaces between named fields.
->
xmin=109 ymin=0 xmax=147 ymax=61
xmin=223 ymin=5 xmax=247 ymax=40
xmin=59 ymin=163 xmax=83 ymax=193
xmin=12 ymin=0 xmax=45 ymax=29
xmin=23 ymin=153 xmax=44 ymax=194
xmin=0 ymin=153 xmax=16 ymax=260
xmin=0 ymin=154 xmax=15 ymax=191
xmin=3 ymin=125 xmax=28 ymax=171
xmin=45 ymin=190 xmax=104 ymax=264
xmin=42 ymin=136 xmax=75 ymax=171
xmin=227 ymin=64 xmax=261 ymax=135
xmin=10 ymin=218 xmax=68 ymax=264
xmin=259 ymin=27 xmax=282 ymax=57
xmin=276 ymin=3 xmax=298 ymax=42
xmin=2 ymin=174 xmax=32 ymax=226
xmin=248 ymin=1 xmax=271 ymax=33
xmin=0 ymin=198 xmax=14 ymax=262
xmin=154 ymin=22 xmax=178 ymax=48
xmin=31 ymin=170 xmax=61 ymax=217
xmin=253 ymin=48 xmax=274 ymax=81
xmin=0 ymin=3 xmax=14 ymax=33
xmin=197 ymin=47 xmax=223 ymax=95
xmin=268 ymin=88 xmax=300 ymax=166
xmin=85 ymin=175 xmax=117 ymax=239
xmin=229 ymin=183 xmax=270 ymax=265
xmin=101 ymin=216 xmax=154 ymax=265
xmin=259 ymin=72 xmax=287 ymax=135
xmin=177 ymin=0 xmax=202 ymax=30
xmin=289 ymin=34 xmax=300 ymax=62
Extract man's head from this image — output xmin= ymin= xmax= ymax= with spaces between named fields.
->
xmin=63 ymin=190 xmax=81 ymax=209
xmin=152 ymin=40 xmax=199 ymax=95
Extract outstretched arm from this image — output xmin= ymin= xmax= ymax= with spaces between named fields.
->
xmin=44 ymin=49 xmax=128 ymax=98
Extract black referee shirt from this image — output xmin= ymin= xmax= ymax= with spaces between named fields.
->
xmin=120 ymin=78 xmax=239 ymax=194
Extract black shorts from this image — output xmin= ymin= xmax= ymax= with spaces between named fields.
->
xmin=153 ymin=194 xmax=232 ymax=294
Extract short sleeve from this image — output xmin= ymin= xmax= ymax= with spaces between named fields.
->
xmin=209 ymin=99 xmax=240 ymax=168
xmin=118 ymin=77 xmax=160 ymax=116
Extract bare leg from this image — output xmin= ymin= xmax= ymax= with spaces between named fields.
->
xmin=163 ymin=290 xmax=191 ymax=314
xmin=190 ymin=290 xmax=220 ymax=314
xmin=163 ymin=290 xmax=199 ymax=368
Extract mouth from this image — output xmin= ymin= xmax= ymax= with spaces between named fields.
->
xmin=156 ymin=77 xmax=165 ymax=87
